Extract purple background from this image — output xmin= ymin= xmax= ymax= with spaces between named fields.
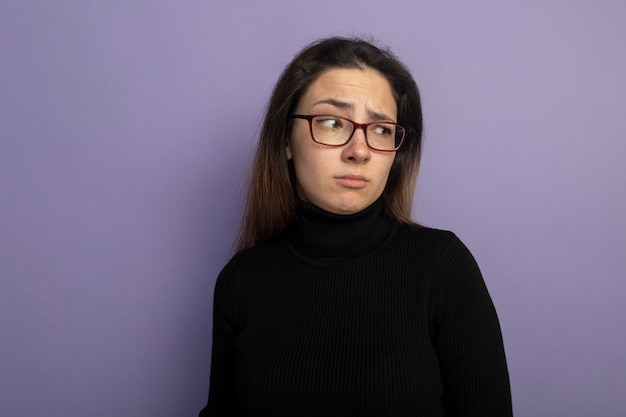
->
xmin=2 ymin=1 xmax=625 ymax=416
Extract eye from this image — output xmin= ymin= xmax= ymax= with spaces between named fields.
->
xmin=371 ymin=124 xmax=393 ymax=136
xmin=315 ymin=117 xmax=344 ymax=130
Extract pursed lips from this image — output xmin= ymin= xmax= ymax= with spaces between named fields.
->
xmin=335 ymin=174 xmax=368 ymax=188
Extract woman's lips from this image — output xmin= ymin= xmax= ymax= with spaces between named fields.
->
xmin=335 ymin=174 xmax=368 ymax=188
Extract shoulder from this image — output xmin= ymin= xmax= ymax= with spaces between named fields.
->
xmin=216 ymin=236 xmax=287 ymax=285
xmin=394 ymin=223 xmax=483 ymax=282
xmin=395 ymin=223 xmax=467 ymax=254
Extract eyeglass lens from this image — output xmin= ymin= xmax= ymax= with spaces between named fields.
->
xmin=311 ymin=116 xmax=404 ymax=151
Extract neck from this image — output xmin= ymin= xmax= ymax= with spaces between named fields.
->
xmin=286 ymin=197 xmax=397 ymax=261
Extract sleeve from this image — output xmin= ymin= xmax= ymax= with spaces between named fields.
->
xmin=433 ymin=234 xmax=513 ymax=417
xmin=199 ymin=262 xmax=240 ymax=417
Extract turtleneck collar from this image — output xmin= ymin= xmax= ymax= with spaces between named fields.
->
xmin=286 ymin=196 xmax=398 ymax=262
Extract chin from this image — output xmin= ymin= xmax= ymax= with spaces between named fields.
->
xmin=310 ymin=192 xmax=375 ymax=215
xmin=331 ymin=200 xmax=370 ymax=215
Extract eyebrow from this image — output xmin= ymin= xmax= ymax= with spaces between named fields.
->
xmin=311 ymin=98 xmax=395 ymax=122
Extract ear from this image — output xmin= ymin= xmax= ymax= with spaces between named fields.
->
xmin=286 ymin=145 xmax=292 ymax=160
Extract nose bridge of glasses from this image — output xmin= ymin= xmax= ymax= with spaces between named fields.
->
xmin=348 ymin=121 xmax=370 ymax=145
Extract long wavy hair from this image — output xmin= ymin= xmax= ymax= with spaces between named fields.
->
xmin=236 ymin=36 xmax=423 ymax=251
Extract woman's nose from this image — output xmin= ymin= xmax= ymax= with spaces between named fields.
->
xmin=342 ymin=128 xmax=371 ymax=162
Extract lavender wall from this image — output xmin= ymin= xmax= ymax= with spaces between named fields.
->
xmin=1 ymin=1 xmax=625 ymax=416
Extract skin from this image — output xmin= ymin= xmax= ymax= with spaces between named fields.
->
xmin=287 ymin=67 xmax=397 ymax=215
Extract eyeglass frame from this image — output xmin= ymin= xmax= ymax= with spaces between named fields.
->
xmin=288 ymin=114 xmax=410 ymax=152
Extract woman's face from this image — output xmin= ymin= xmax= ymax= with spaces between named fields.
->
xmin=287 ymin=67 xmax=397 ymax=215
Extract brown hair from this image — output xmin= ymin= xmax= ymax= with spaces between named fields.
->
xmin=237 ymin=36 xmax=423 ymax=251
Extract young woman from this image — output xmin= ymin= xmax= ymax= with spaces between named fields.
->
xmin=199 ymin=36 xmax=512 ymax=417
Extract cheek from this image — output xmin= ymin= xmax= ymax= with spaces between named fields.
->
xmin=292 ymin=151 xmax=326 ymax=184
xmin=379 ymin=156 xmax=396 ymax=181
xmin=290 ymin=156 xmax=324 ymax=204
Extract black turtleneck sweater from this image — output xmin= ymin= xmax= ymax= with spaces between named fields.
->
xmin=200 ymin=199 xmax=512 ymax=416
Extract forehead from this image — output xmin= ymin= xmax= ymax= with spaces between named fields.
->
xmin=297 ymin=67 xmax=397 ymax=114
